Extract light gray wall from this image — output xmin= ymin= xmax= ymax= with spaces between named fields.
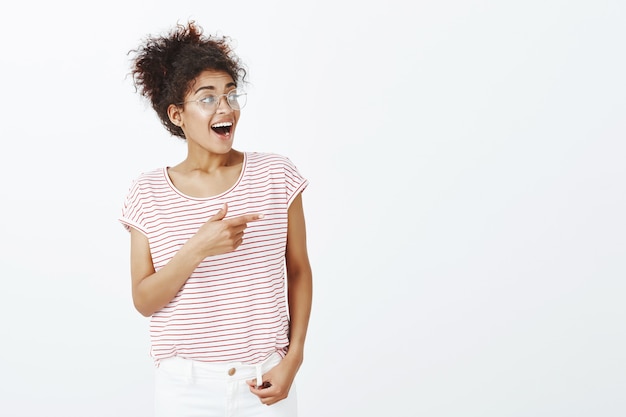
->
xmin=1 ymin=1 xmax=624 ymax=416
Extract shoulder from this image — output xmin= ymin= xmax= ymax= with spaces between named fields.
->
xmin=123 ymin=167 xmax=167 ymax=201
xmin=128 ymin=167 xmax=166 ymax=188
xmin=133 ymin=167 xmax=165 ymax=182
xmin=244 ymin=152 xmax=307 ymax=193
xmin=245 ymin=151 xmax=299 ymax=170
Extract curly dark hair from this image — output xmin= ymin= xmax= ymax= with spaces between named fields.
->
xmin=129 ymin=21 xmax=247 ymax=138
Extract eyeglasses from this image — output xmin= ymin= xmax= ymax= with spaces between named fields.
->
xmin=179 ymin=90 xmax=247 ymax=113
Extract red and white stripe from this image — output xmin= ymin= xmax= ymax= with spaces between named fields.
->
xmin=120 ymin=152 xmax=308 ymax=365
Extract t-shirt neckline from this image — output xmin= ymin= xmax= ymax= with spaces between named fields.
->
xmin=162 ymin=152 xmax=247 ymax=201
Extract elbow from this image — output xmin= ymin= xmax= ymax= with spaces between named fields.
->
xmin=134 ymin=302 xmax=153 ymax=317
xmin=287 ymin=264 xmax=312 ymax=282
xmin=136 ymin=307 xmax=153 ymax=318
xmin=132 ymin=295 xmax=155 ymax=317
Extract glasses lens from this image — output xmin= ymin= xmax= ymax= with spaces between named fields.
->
xmin=228 ymin=91 xmax=247 ymax=110
xmin=197 ymin=96 xmax=218 ymax=112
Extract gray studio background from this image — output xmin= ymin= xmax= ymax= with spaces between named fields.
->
xmin=1 ymin=1 xmax=624 ymax=416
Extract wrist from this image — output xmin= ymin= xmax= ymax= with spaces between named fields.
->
xmin=181 ymin=236 xmax=209 ymax=263
xmin=284 ymin=346 xmax=304 ymax=366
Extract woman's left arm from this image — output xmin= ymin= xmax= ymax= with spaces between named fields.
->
xmin=284 ymin=191 xmax=313 ymax=365
xmin=248 ymin=192 xmax=313 ymax=404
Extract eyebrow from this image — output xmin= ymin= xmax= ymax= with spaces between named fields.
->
xmin=194 ymin=82 xmax=237 ymax=95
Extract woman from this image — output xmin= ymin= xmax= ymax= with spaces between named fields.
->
xmin=119 ymin=21 xmax=312 ymax=417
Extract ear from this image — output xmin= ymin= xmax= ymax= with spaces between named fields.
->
xmin=167 ymin=104 xmax=183 ymax=127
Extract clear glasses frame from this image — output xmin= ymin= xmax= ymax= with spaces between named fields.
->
xmin=179 ymin=90 xmax=247 ymax=113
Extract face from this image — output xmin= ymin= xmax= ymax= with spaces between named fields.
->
xmin=169 ymin=70 xmax=241 ymax=155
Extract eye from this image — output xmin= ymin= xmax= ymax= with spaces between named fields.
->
xmin=199 ymin=95 xmax=218 ymax=105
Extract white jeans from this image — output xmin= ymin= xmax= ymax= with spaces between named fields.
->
xmin=155 ymin=352 xmax=297 ymax=417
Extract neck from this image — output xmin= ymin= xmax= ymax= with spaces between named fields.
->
xmin=180 ymin=149 xmax=244 ymax=174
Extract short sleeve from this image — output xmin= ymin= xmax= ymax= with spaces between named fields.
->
xmin=283 ymin=157 xmax=309 ymax=207
xmin=118 ymin=178 xmax=149 ymax=236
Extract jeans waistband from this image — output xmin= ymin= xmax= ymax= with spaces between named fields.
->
xmin=157 ymin=352 xmax=282 ymax=387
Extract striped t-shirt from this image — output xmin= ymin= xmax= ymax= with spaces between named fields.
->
xmin=119 ymin=152 xmax=308 ymax=365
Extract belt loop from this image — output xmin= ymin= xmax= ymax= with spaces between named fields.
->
xmin=255 ymin=363 xmax=263 ymax=388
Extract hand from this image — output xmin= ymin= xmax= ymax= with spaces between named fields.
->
xmin=191 ymin=203 xmax=263 ymax=257
xmin=246 ymin=357 xmax=299 ymax=406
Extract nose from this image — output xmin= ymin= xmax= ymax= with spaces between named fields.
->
xmin=216 ymin=94 xmax=233 ymax=114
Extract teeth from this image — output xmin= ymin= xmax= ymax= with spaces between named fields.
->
xmin=212 ymin=122 xmax=233 ymax=128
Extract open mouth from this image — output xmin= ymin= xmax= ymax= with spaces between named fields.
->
xmin=211 ymin=121 xmax=233 ymax=136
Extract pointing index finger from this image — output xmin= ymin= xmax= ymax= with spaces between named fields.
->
xmin=227 ymin=213 xmax=265 ymax=225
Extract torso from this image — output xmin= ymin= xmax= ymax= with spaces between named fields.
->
xmin=119 ymin=151 xmax=309 ymax=365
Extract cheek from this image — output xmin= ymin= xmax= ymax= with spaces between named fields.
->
xmin=183 ymin=112 xmax=210 ymax=128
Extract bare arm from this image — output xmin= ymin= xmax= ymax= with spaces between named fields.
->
xmin=284 ymin=192 xmax=313 ymax=364
xmin=248 ymin=192 xmax=313 ymax=404
xmin=129 ymin=203 xmax=263 ymax=317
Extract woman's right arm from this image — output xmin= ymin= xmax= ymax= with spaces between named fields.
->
xmin=130 ymin=227 xmax=206 ymax=317
xmin=129 ymin=204 xmax=263 ymax=317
